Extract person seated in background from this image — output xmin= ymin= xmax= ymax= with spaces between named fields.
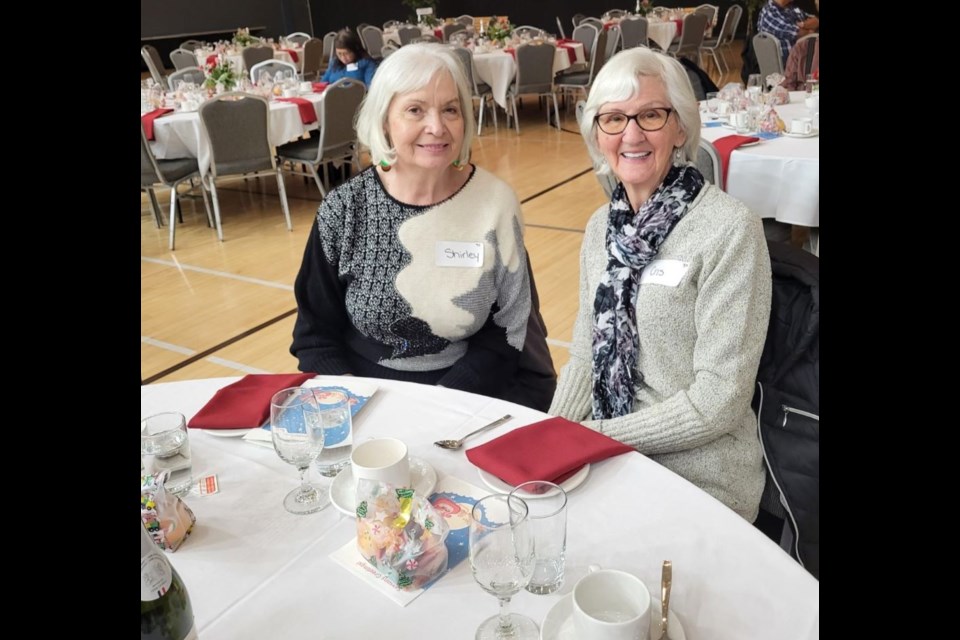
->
xmin=757 ymin=0 xmax=820 ymax=65
xmin=549 ymin=48 xmax=772 ymax=521
xmin=783 ymin=34 xmax=818 ymax=90
xmin=291 ymin=44 xmax=555 ymax=411
xmin=321 ymin=28 xmax=378 ymax=86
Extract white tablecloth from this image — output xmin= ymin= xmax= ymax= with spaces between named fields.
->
xmin=647 ymin=20 xmax=679 ymax=51
xmin=141 ymin=376 xmax=819 ymax=640
xmin=149 ymin=93 xmax=323 ymax=177
xmin=472 ymin=44 xmax=585 ymax=110
xmin=700 ymin=93 xmax=820 ymax=227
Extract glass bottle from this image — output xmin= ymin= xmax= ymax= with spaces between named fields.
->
xmin=141 ymin=521 xmax=196 ymax=640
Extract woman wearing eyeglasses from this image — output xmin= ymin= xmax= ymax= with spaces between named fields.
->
xmin=549 ymin=48 xmax=772 ymax=521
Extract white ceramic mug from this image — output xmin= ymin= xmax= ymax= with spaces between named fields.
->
xmin=572 ymin=569 xmax=651 ymax=640
xmin=790 ymin=118 xmax=813 ymax=135
xmin=282 ymin=88 xmax=297 ymax=98
xmin=804 ymin=95 xmax=819 ymax=111
xmin=351 ymin=438 xmax=410 ymax=489
xmin=299 ymin=81 xmax=313 ymax=93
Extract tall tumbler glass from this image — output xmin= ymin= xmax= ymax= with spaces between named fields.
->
xmin=311 ymin=389 xmax=353 ymax=477
xmin=510 ymin=481 xmax=568 ymax=594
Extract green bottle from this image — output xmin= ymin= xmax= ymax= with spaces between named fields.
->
xmin=140 ymin=521 xmax=197 ymax=640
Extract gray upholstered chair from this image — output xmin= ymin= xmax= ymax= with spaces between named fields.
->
xmin=141 ymin=45 xmax=168 ymax=89
xmin=198 ymin=93 xmax=292 ymax=241
xmin=321 ymin=31 xmax=337 ymax=71
xmin=557 ymin=27 xmax=609 ymax=106
xmin=277 ymin=78 xmax=366 ymax=197
xmin=569 ymin=23 xmax=599 ymax=69
xmin=249 ymin=59 xmax=299 ymax=84
xmin=301 ymin=38 xmax=324 ymax=80
xmin=286 ymin=32 xmax=311 ymax=45
xmin=618 ymin=16 xmax=648 ymax=50
xmin=450 ymin=46 xmax=497 ymax=135
xmin=456 ymin=15 xmax=474 ymax=27
xmin=169 ymin=48 xmax=198 ymax=71
xmin=241 ymin=46 xmax=274 ymax=73
xmin=513 ymin=25 xmax=543 ymax=39
xmin=397 ymin=26 xmax=421 ymax=46
xmin=360 ymin=25 xmax=385 ymax=58
xmin=140 ymin=121 xmax=211 ymax=249
xmin=753 ymin=32 xmax=784 ymax=82
xmin=168 ymin=67 xmax=205 ymax=88
xmin=507 ymin=43 xmax=560 ymax=134
xmin=701 ymin=4 xmax=742 ymax=82
xmin=604 ymin=25 xmax=621 ymax=60
xmin=695 ymin=139 xmax=722 ymax=188
xmin=441 ymin=23 xmax=466 ymax=42
xmin=667 ymin=12 xmax=709 ymax=64
xmin=179 ymin=39 xmax=205 ymax=52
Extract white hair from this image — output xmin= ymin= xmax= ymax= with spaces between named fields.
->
xmin=580 ymin=48 xmax=700 ymax=175
xmin=355 ymin=43 xmax=475 ymax=167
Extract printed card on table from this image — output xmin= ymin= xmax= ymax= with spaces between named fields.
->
xmin=330 ymin=476 xmax=491 ymax=606
xmin=242 ymin=379 xmax=377 ymax=447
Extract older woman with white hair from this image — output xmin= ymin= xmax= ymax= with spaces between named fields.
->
xmin=291 ymin=44 xmax=554 ymax=408
xmin=549 ymin=48 xmax=772 ymax=520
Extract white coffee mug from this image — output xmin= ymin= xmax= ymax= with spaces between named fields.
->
xmin=804 ymin=95 xmax=819 ymax=111
xmin=282 ymin=88 xmax=297 ymax=98
xmin=299 ymin=81 xmax=313 ymax=93
xmin=573 ymin=569 xmax=651 ymax=640
xmin=351 ymin=438 xmax=410 ymax=489
xmin=790 ymin=118 xmax=813 ymax=135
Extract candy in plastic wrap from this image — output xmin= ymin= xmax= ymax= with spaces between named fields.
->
xmin=759 ymin=107 xmax=785 ymax=134
xmin=141 ymin=471 xmax=196 ymax=551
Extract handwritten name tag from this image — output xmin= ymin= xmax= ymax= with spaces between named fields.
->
xmin=346 ymin=62 xmax=359 ymax=71
xmin=435 ymin=241 xmax=483 ymax=268
xmin=639 ymin=259 xmax=689 ymax=287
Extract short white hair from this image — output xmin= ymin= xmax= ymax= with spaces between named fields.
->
xmin=580 ymin=48 xmax=700 ymax=175
xmin=356 ymin=43 xmax=475 ymax=167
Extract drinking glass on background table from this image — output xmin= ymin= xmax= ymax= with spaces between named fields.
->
xmin=270 ymin=387 xmax=329 ymax=514
xmin=470 ymin=494 xmax=538 ymax=639
xmin=141 ymin=412 xmax=193 ymax=496
xmin=510 ymin=481 xmax=568 ymax=595
xmin=311 ymin=389 xmax=353 ymax=477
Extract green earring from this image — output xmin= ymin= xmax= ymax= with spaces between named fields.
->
xmin=452 ymin=159 xmax=465 ymax=171
xmin=379 ymin=159 xmax=392 ymax=172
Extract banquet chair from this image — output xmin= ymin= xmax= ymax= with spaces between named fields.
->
xmin=286 ymin=32 xmax=311 ymax=45
xmin=360 ymin=25 xmax=385 ymax=58
xmin=507 ymin=43 xmax=560 ymax=134
xmin=667 ymin=12 xmax=709 ymax=64
xmin=301 ymin=38 xmax=324 ymax=80
xmin=618 ymin=16 xmax=649 ymax=50
xmin=381 ymin=42 xmax=399 ymax=58
xmin=569 ymin=23 xmax=599 ymax=67
xmin=701 ymin=4 xmax=742 ymax=82
xmin=601 ymin=9 xmax=626 ymax=21
xmin=441 ymin=23 xmax=466 ymax=42
xmin=753 ymin=32 xmax=784 ymax=83
xmin=383 ymin=20 xmax=401 ymax=30
xmin=398 ymin=26 xmax=421 ymax=45
xmin=140 ymin=121 xmax=211 ymax=249
xmin=198 ymin=93 xmax=292 ymax=242
xmin=694 ymin=4 xmax=719 ymax=33
xmin=556 ymin=27 xmax=609 ymax=108
xmin=695 ymin=139 xmax=722 ymax=188
xmin=580 ymin=17 xmax=604 ymax=31
xmin=277 ymin=78 xmax=366 ymax=197
xmin=514 ymin=26 xmax=543 ymax=39
xmin=571 ymin=14 xmax=587 ymax=29
xmin=321 ymin=31 xmax=337 ymax=71
xmin=605 ymin=25 xmax=621 ymax=60
xmin=179 ymin=39 xmax=205 ymax=52
xmin=456 ymin=15 xmax=474 ymax=27
xmin=250 ymin=59 xmax=298 ymax=84
xmin=241 ymin=46 xmax=274 ymax=73
xmin=169 ymin=48 xmax=198 ymax=71
xmin=141 ymin=45 xmax=168 ymax=89
xmin=450 ymin=46 xmax=497 ymax=135
xmin=168 ymin=67 xmax=205 ymax=88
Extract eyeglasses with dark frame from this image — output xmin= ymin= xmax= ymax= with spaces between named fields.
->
xmin=594 ymin=108 xmax=675 ymax=134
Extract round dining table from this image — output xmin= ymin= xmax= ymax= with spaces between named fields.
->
xmin=141 ymin=376 xmax=819 ymax=639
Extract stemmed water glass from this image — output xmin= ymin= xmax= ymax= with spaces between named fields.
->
xmin=469 ymin=494 xmax=538 ymax=639
xmin=270 ymin=387 xmax=330 ymax=514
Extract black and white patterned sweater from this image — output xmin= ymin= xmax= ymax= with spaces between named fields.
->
xmin=291 ymin=165 xmax=531 ymax=398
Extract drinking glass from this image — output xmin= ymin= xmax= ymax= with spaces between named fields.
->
xmin=747 ymin=73 xmax=763 ymax=92
xmin=510 ymin=481 xmax=567 ymax=594
xmin=141 ymin=412 xmax=193 ymax=496
xmin=469 ymin=494 xmax=538 ymax=639
xmin=311 ymin=389 xmax=353 ymax=477
xmin=270 ymin=387 xmax=329 ymax=514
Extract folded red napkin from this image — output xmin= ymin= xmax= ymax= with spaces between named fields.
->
xmin=311 ymin=82 xmax=329 ymax=93
xmin=141 ymin=108 xmax=174 ymax=141
xmin=465 ymin=416 xmax=634 ymax=486
xmin=188 ymin=373 xmax=316 ymax=429
xmin=503 ymin=47 xmax=516 ymax=59
xmin=712 ymin=134 xmax=760 ymax=189
xmin=278 ymin=48 xmax=299 ymax=63
xmin=556 ymin=42 xmax=577 ymax=64
xmin=276 ymin=97 xmax=317 ymax=124
xmin=674 ymin=19 xmax=684 ymax=36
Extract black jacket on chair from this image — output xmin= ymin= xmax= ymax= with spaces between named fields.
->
xmin=754 ymin=241 xmax=819 ymax=579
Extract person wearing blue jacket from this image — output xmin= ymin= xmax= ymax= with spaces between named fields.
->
xmin=321 ymin=29 xmax=378 ymax=86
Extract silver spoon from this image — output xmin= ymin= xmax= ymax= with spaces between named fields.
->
xmin=433 ymin=414 xmax=512 ymax=450
xmin=657 ymin=560 xmax=673 ymax=640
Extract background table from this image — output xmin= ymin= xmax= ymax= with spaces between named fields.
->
xmin=141 ymin=376 xmax=819 ymax=639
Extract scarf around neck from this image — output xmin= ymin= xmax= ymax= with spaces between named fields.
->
xmin=591 ymin=164 xmax=705 ymax=420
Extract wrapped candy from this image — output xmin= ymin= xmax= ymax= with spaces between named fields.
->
xmin=356 ymin=480 xmax=449 ymax=590
xmin=758 ymin=107 xmax=786 ymax=134
xmin=764 ymin=73 xmax=790 ymax=106
xmin=141 ymin=471 xmax=196 ymax=551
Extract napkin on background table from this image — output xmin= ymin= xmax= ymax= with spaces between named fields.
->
xmin=712 ymin=134 xmax=760 ymax=189
xmin=275 ymin=97 xmax=317 ymax=124
xmin=141 ymin=108 xmax=174 ymax=141
xmin=311 ymin=82 xmax=329 ymax=93
xmin=188 ymin=373 xmax=316 ymax=429
xmin=465 ymin=416 xmax=634 ymax=486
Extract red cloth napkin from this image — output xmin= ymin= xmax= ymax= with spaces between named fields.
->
xmin=278 ymin=48 xmax=299 ymax=63
xmin=503 ymin=47 xmax=516 ymax=59
xmin=556 ymin=42 xmax=577 ymax=64
xmin=276 ymin=97 xmax=317 ymax=124
xmin=465 ymin=416 xmax=634 ymax=486
xmin=674 ymin=19 xmax=684 ymax=36
xmin=712 ymin=134 xmax=760 ymax=189
xmin=187 ymin=373 xmax=316 ymax=429
xmin=141 ymin=108 xmax=174 ymax=141
xmin=311 ymin=82 xmax=329 ymax=93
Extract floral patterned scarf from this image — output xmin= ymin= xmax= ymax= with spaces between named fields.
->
xmin=591 ymin=164 xmax=705 ymax=420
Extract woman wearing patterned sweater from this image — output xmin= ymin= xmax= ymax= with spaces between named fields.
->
xmin=291 ymin=44 xmax=549 ymax=406
xmin=549 ymin=49 xmax=771 ymax=520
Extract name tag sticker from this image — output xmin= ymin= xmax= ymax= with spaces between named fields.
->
xmin=436 ymin=241 xmax=483 ymax=268
xmin=639 ymin=259 xmax=689 ymax=287
xmin=346 ymin=62 xmax=359 ymax=71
